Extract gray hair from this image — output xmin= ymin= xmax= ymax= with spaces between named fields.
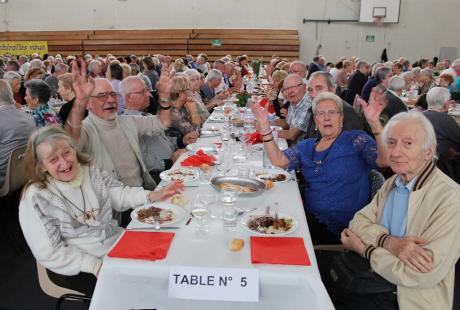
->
xmin=309 ymin=71 xmax=336 ymax=90
xmin=54 ymin=63 xmax=68 ymax=74
xmin=312 ymin=91 xmax=344 ymax=115
xmin=119 ymin=75 xmax=144 ymax=98
xmin=382 ymin=111 xmax=437 ymax=155
xmin=356 ymin=60 xmax=369 ymax=70
xmin=88 ymin=60 xmax=101 ymax=73
xmin=290 ymin=60 xmax=307 ymax=71
xmin=205 ymin=69 xmax=222 ymax=82
xmin=3 ymin=71 xmax=21 ymax=84
xmin=24 ymin=80 xmax=51 ymax=104
xmin=388 ymin=76 xmax=405 ymax=92
xmin=184 ymin=69 xmax=201 ymax=79
xmin=402 ymin=71 xmax=412 ymax=79
xmin=374 ymin=67 xmax=391 ymax=83
xmin=420 ymin=68 xmax=433 ymax=79
xmin=411 ymin=67 xmax=421 ymax=76
xmin=0 ymin=79 xmax=15 ymax=106
xmin=371 ymin=63 xmax=384 ymax=76
xmin=129 ymin=63 xmax=140 ymax=75
xmin=426 ymin=87 xmax=451 ymax=108
xmin=29 ymin=59 xmax=44 ymax=70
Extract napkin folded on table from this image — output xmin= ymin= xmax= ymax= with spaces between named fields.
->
xmin=244 ymin=132 xmax=263 ymax=144
xmin=108 ymin=231 xmax=174 ymax=261
xmin=180 ymin=149 xmax=216 ymax=167
xmin=250 ymin=236 xmax=311 ymax=266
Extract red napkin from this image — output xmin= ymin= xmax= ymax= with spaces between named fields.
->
xmin=180 ymin=149 xmax=216 ymax=167
xmin=244 ymin=132 xmax=263 ymax=144
xmin=108 ymin=231 xmax=174 ymax=261
xmin=250 ymin=236 xmax=311 ymax=266
xmin=259 ymin=98 xmax=275 ymax=114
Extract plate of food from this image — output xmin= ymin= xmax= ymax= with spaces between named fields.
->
xmin=254 ymin=168 xmax=290 ymax=184
xmin=200 ymin=128 xmax=220 ymax=137
xmin=208 ymin=115 xmax=225 ymax=122
xmin=131 ymin=202 xmax=186 ymax=226
xmin=211 ymin=176 xmax=266 ymax=196
xmin=242 ymin=211 xmax=297 ymax=236
xmin=160 ymin=168 xmax=199 ymax=182
xmin=186 ymin=143 xmax=218 ymax=153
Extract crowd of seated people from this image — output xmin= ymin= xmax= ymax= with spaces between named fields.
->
xmin=0 ymin=51 xmax=460 ymax=309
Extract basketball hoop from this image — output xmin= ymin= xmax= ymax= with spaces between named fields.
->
xmin=373 ymin=16 xmax=385 ymax=26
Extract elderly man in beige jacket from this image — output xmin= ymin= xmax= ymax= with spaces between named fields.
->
xmin=340 ymin=110 xmax=460 ymax=310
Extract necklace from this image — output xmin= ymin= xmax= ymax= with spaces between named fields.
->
xmin=311 ymin=133 xmax=341 ymax=173
xmin=54 ymin=185 xmax=96 ymax=224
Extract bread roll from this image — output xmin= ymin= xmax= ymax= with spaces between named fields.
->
xmin=170 ymin=195 xmax=187 ymax=207
xmin=230 ymin=238 xmax=244 ymax=251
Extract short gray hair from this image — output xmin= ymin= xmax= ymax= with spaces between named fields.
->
xmin=184 ymin=69 xmax=201 ymax=79
xmin=0 ymin=79 xmax=15 ymax=106
xmin=29 ymin=59 xmax=44 ymax=69
xmin=3 ymin=71 xmax=21 ymax=84
xmin=388 ymin=76 xmax=405 ymax=92
xmin=312 ymin=92 xmax=343 ymax=115
xmin=382 ymin=111 xmax=436 ymax=154
xmin=205 ymin=69 xmax=222 ymax=82
xmin=88 ymin=60 xmax=101 ymax=73
xmin=309 ymin=71 xmax=336 ymax=90
xmin=374 ymin=67 xmax=391 ymax=83
xmin=24 ymin=80 xmax=51 ymax=104
xmin=54 ymin=63 xmax=69 ymax=74
xmin=119 ymin=75 xmax=144 ymax=98
xmin=420 ymin=68 xmax=433 ymax=79
xmin=426 ymin=87 xmax=451 ymax=108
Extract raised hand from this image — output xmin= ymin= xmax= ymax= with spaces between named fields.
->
xmin=156 ymin=63 xmax=173 ymax=98
xmin=358 ymin=87 xmax=386 ymax=124
xmin=251 ymin=102 xmax=270 ymax=133
xmin=71 ymin=60 xmax=95 ymax=107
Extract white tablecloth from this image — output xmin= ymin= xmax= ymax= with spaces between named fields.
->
xmin=89 ymin=110 xmax=334 ymax=310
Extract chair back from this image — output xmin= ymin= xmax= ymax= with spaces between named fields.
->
xmin=369 ymin=169 xmax=386 ymax=199
xmin=36 ymin=262 xmax=84 ymax=299
xmin=0 ymin=145 xmax=28 ymax=197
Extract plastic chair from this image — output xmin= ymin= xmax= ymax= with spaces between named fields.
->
xmin=0 ymin=145 xmax=28 ymax=197
xmin=36 ymin=262 xmax=91 ymax=310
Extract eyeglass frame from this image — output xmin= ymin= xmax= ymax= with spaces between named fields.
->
xmin=89 ymin=91 xmax=119 ymax=101
xmin=281 ymin=83 xmax=304 ymax=93
xmin=314 ymin=109 xmax=342 ymax=119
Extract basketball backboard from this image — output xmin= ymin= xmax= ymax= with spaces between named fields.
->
xmin=359 ymin=0 xmax=401 ymax=23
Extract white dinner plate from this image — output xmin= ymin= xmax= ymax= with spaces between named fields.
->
xmin=449 ymin=111 xmax=460 ymax=116
xmin=159 ymin=168 xmax=199 ymax=183
xmin=213 ymin=106 xmax=224 ymax=112
xmin=131 ymin=202 xmax=186 ymax=226
xmin=186 ymin=143 xmax=218 ymax=153
xmin=241 ymin=210 xmax=297 ymax=236
xmin=253 ymin=168 xmax=291 ymax=184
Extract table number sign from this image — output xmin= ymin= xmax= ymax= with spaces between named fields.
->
xmin=168 ymin=266 xmax=259 ymax=302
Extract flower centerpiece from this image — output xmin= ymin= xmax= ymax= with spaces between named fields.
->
xmin=251 ymin=59 xmax=263 ymax=77
xmin=236 ymin=91 xmax=250 ymax=108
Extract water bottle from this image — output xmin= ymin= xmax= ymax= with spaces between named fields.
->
xmin=243 ymin=108 xmax=255 ymax=130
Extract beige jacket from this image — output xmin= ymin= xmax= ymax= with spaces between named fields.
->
xmin=350 ymin=161 xmax=460 ymax=310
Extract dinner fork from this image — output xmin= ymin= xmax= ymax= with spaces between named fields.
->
xmin=236 ymin=207 xmax=257 ymax=217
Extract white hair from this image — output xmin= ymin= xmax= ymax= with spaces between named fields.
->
xmin=420 ymin=68 xmax=433 ymax=79
xmin=388 ymin=76 xmax=405 ymax=92
xmin=426 ymin=87 xmax=451 ymax=108
xmin=205 ymin=69 xmax=222 ymax=82
xmin=29 ymin=59 xmax=44 ymax=69
xmin=3 ymin=71 xmax=21 ymax=84
xmin=184 ymin=69 xmax=201 ymax=79
xmin=382 ymin=111 xmax=437 ymax=156
xmin=119 ymin=75 xmax=144 ymax=98
xmin=312 ymin=91 xmax=344 ymax=114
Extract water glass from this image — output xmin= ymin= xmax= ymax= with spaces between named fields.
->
xmin=222 ymin=205 xmax=238 ymax=231
xmin=220 ymin=189 xmax=237 ymax=206
xmin=233 ymin=144 xmax=247 ymax=163
xmin=190 ymin=198 xmax=210 ymax=232
xmin=199 ymin=167 xmax=213 ymax=184
xmin=237 ymin=166 xmax=250 ymax=178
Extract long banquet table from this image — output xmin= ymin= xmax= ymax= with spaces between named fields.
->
xmin=89 ymin=107 xmax=335 ymax=310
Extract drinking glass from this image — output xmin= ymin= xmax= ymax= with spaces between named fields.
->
xmin=190 ymin=198 xmax=210 ymax=232
xmin=222 ymin=205 xmax=238 ymax=232
xmin=200 ymin=193 xmax=219 ymax=219
xmin=220 ymin=189 xmax=238 ymax=205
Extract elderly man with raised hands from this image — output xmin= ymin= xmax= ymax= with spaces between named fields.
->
xmin=65 ymin=61 xmax=172 ymax=191
xmin=274 ymin=74 xmax=311 ymax=144
xmin=120 ymin=76 xmax=196 ymax=183
xmin=339 ymin=110 xmax=460 ymax=310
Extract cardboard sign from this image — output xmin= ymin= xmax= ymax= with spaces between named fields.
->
xmin=168 ymin=266 xmax=259 ymax=302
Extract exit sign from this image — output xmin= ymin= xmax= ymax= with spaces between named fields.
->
xmin=366 ymin=35 xmax=375 ymax=42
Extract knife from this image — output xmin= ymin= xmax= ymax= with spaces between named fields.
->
xmin=126 ymin=227 xmax=181 ymax=231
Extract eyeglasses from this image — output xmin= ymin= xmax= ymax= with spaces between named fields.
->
xmin=315 ymin=110 xmax=341 ymax=119
xmin=90 ymin=92 xmax=119 ymax=101
xmin=127 ymin=88 xmax=149 ymax=96
xmin=281 ymin=83 xmax=304 ymax=92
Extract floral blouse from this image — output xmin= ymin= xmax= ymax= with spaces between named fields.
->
xmin=170 ymin=106 xmax=199 ymax=135
xmin=31 ymin=104 xmax=61 ymax=128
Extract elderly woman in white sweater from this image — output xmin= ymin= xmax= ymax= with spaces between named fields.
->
xmin=19 ymin=127 xmax=183 ymax=296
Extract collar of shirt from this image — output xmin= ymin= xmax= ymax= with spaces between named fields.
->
xmin=123 ymin=109 xmax=143 ymax=116
xmin=394 ymin=175 xmax=417 ymax=192
xmin=290 ymin=92 xmax=310 ymax=111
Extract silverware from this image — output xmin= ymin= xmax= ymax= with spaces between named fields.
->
xmin=126 ymin=227 xmax=180 ymax=231
xmin=185 ymin=213 xmax=193 ymax=225
xmin=237 ymin=207 xmax=257 ymax=217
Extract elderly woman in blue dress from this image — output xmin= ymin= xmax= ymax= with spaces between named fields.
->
xmin=252 ymin=90 xmax=388 ymax=244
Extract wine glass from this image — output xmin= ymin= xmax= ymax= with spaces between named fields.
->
xmin=200 ymin=193 xmax=219 ymax=219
